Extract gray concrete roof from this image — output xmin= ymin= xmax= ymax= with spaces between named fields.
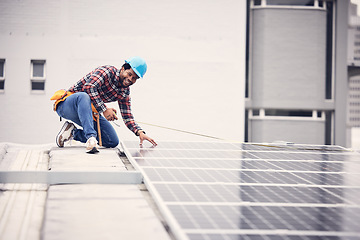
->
xmin=0 ymin=143 xmax=172 ymax=240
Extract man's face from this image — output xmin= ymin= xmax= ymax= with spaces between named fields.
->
xmin=119 ymin=67 xmax=139 ymax=87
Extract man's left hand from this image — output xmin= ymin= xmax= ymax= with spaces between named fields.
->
xmin=139 ymin=131 xmax=157 ymax=146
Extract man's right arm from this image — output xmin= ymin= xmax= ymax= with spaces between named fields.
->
xmin=81 ymin=69 xmax=108 ymax=113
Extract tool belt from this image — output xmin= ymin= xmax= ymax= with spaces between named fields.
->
xmin=50 ymin=89 xmax=99 ymax=121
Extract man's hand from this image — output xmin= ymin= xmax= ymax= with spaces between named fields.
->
xmin=103 ymin=108 xmax=118 ymax=121
xmin=139 ymin=131 xmax=157 ymax=146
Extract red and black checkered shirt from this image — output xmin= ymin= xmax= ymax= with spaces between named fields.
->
xmin=68 ymin=65 xmax=142 ymax=135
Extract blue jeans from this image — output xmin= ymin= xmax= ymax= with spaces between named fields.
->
xmin=56 ymin=92 xmax=119 ymax=148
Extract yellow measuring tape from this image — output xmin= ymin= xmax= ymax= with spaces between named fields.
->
xmin=137 ymin=121 xmax=229 ymax=141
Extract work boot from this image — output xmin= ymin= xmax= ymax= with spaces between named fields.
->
xmin=86 ymin=136 xmax=99 ymax=154
xmin=56 ymin=121 xmax=75 ymax=147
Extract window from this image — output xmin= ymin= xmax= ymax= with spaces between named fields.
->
xmin=325 ymin=111 xmax=333 ymax=145
xmin=265 ymin=109 xmax=313 ymax=117
xmin=245 ymin=109 xmax=249 ymax=142
xmin=245 ymin=0 xmax=251 ymax=98
xmin=325 ymin=1 xmax=334 ymax=99
xmin=266 ymin=0 xmax=314 ymax=6
xmin=252 ymin=109 xmax=260 ymax=116
xmin=253 ymin=0 xmax=262 ymax=5
xmin=249 ymin=109 xmax=324 ymax=119
xmin=0 ymin=59 xmax=5 ymax=91
xmin=31 ymin=60 xmax=46 ymax=92
xmin=252 ymin=0 xmax=325 ymax=7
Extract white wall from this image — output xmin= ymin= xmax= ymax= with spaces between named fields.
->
xmin=0 ymin=0 xmax=246 ymax=144
xmin=352 ymin=128 xmax=360 ymax=150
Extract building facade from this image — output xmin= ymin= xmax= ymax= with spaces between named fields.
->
xmin=0 ymin=0 xmax=246 ymax=144
xmin=245 ymin=0 xmax=349 ymax=146
xmin=0 ymin=0 xmax=352 ymax=147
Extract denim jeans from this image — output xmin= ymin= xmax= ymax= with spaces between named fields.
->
xmin=56 ymin=92 xmax=119 ymax=148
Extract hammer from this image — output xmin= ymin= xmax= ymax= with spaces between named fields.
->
xmin=96 ymin=113 xmax=102 ymax=147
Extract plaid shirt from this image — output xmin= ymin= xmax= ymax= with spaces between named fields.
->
xmin=68 ymin=65 xmax=142 ymax=135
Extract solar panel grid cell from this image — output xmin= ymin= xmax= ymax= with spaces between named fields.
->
xmin=251 ymin=152 xmax=345 ymax=161
xmin=122 ymin=141 xmax=360 ymax=240
xmin=135 ymin=157 xmax=346 ymax=173
xmin=187 ymin=235 xmax=360 ymax=240
xmin=127 ymin=141 xmax=348 ymax=152
xmin=160 ymin=184 xmax=360 ymax=205
xmin=153 ymin=149 xmax=348 ymax=161
xmin=168 ymin=205 xmax=360 ymax=231
xmin=144 ymin=168 xmax=355 ymax=186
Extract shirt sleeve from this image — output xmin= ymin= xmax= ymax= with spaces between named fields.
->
xmin=118 ymin=96 xmax=142 ymax=135
xmin=81 ymin=70 xmax=107 ymax=113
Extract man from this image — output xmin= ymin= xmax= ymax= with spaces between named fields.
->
xmin=54 ymin=56 xmax=157 ymax=153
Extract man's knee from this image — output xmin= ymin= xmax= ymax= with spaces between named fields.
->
xmin=75 ymin=92 xmax=90 ymax=102
xmin=103 ymin=136 xmax=119 ymax=148
xmin=109 ymin=137 xmax=119 ymax=148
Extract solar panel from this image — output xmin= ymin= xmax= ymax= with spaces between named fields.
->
xmin=121 ymin=141 xmax=360 ymax=240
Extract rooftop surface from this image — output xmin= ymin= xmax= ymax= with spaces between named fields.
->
xmin=1 ymin=141 xmax=360 ymax=240
xmin=0 ymin=142 xmax=171 ymax=240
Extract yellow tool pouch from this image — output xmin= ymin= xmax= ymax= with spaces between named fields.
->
xmin=50 ymin=89 xmax=74 ymax=111
xmin=50 ymin=90 xmax=98 ymax=121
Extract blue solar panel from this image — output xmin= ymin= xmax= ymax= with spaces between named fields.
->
xmin=122 ymin=141 xmax=360 ymax=240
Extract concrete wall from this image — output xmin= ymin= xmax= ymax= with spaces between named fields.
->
xmin=250 ymin=8 xmax=327 ymax=109
xmin=246 ymin=1 xmax=350 ymax=147
xmin=335 ymin=0 xmax=350 ymax=147
xmin=250 ymin=119 xmax=325 ymax=144
xmin=0 ymin=0 xmax=247 ymax=144
xmin=247 ymin=7 xmax=329 ymax=145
